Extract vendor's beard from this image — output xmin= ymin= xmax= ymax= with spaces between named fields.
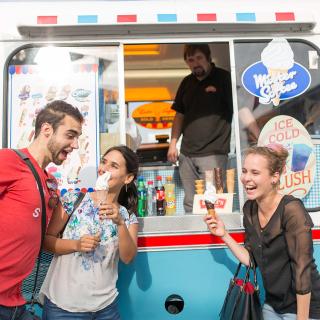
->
xmin=192 ymin=66 xmax=206 ymax=78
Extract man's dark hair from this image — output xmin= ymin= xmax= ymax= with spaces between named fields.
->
xmin=183 ymin=44 xmax=212 ymax=62
xmin=34 ymin=100 xmax=83 ymax=138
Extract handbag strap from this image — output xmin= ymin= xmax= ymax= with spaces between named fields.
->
xmin=241 ymin=251 xmax=258 ymax=290
xmin=233 ymin=251 xmax=259 ymax=289
xmin=12 ymin=149 xmax=47 ymax=308
xmin=248 ymin=250 xmax=258 ymax=286
xmin=59 ymin=191 xmax=85 ymax=236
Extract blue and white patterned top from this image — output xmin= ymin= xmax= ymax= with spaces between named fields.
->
xmin=39 ymin=191 xmax=138 ymax=312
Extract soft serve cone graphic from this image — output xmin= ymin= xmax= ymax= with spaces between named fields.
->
xmin=261 ymin=38 xmax=294 ymax=106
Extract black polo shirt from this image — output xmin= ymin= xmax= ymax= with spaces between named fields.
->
xmin=172 ymin=64 xmax=233 ymax=157
xmin=243 ymin=195 xmax=320 ymax=318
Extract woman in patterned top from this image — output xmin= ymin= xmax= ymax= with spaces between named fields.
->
xmin=204 ymin=145 xmax=320 ymax=320
xmin=40 ymin=145 xmax=139 ymax=320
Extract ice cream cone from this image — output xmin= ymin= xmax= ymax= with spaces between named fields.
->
xmin=95 ymin=189 xmax=108 ymax=205
xmin=214 ymin=168 xmax=224 ymax=194
xmin=195 ymin=179 xmax=205 ymax=194
xmin=226 ymin=169 xmax=235 ymax=194
xmin=95 ymin=171 xmax=111 ymax=205
xmin=195 ymin=188 xmax=205 ymax=195
xmin=195 ymin=179 xmax=204 ymax=186
xmin=204 ymin=182 xmax=217 ymax=218
xmin=205 ymin=170 xmax=214 ymax=190
xmin=205 ymin=200 xmax=216 ymax=218
xmin=260 ymin=38 xmax=294 ymax=106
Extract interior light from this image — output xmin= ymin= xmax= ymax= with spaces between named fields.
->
xmin=125 ymin=87 xmax=172 ymax=101
xmin=125 ymin=69 xmax=189 ymax=79
xmin=34 ymin=46 xmax=71 ymax=82
xmin=124 ymin=44 xmax=160 ymax=56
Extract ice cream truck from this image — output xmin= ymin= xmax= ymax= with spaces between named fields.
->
xmin=1 ymin=0 xmax=320 ymax=318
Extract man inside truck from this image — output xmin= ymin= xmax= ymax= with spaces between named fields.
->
xmin=167 ymin=43 xmax=233 ymax=212
xmin=0 ymin=100 xmax=83 ymax=320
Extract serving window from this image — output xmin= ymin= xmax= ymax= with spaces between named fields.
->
xmin=5 ymin=42 xmax=242 ymax=235
xmin=234 ymin=39 xmax=320 ymax=216
xmin=124 ymin=42 xmax=242 ymax=232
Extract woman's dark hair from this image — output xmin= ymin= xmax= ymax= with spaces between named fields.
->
xmin=103 ymin=145 xmax=139 ymax=215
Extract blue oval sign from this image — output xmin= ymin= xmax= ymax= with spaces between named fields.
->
xmin=241 ymin=61 xmax=311 ymax=106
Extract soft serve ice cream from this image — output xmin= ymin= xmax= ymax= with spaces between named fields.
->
xmin=261 ymin=38 xmax=294 ymax=106
xmin=95 ymin=171 xmax=111 ymax=191
xmin=95 ymin=171 xmax=111 ymax=207
xmin=204 ymin=183 xmax=217 ymax=218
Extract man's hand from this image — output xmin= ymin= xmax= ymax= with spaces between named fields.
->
xmin=167 ymin=143 xmax=178 ymax=163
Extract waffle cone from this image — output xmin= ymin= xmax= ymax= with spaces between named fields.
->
xmin=205 ymin=200 xmax=216 ymax=218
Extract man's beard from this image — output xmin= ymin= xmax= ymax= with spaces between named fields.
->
xmin=48 ymin=137 xmax=64 ymax=165
xmin=192 ymin=67 xmax=206 ymax=78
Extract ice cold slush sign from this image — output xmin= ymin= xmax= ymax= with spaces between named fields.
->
xmin=258 ymin=116 xmax=316 ymax=198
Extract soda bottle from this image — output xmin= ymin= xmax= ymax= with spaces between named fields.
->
xmin=155 ymin=175 xmax=165 ymax=216
xmin=137 ymin=176 xmax=147 ymax=217
xmin=146 ymin=180 xmax=157 ymax=216
xmin=164 ymin=176 xmax=176 ymax=215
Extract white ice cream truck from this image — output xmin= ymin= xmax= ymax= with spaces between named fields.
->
xmin=1 ymin=0 xmax=320 ymax=318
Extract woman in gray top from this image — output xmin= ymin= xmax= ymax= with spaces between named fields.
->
xmin=40 ymin=145 xmax=139 ymax=320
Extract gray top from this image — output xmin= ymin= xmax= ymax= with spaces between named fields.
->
xmin=39 ymin=191 xmax=138 ymax=312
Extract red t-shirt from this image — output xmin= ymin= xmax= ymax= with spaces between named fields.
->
xmin=0 ymin=148 xmax=55 ymax=306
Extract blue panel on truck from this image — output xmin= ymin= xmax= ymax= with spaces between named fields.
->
xmin=118 ymin=245 xmax=320 ymax=319
xmin=117 ymin=248 xmax=262 ymax=320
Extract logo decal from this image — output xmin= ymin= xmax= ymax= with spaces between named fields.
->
xmin=33 ymin=207 xmax=41 ymax=218
xmin=242 ymin=38 xmax=311 ymax=106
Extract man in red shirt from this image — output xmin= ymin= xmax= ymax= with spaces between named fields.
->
xmin=0 ymin=100 xmax=83 ymax=320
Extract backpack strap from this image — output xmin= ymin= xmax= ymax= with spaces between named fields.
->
xmin=12 ymin=149 xmax=47 ymax=310
xmin=59 ymin=191 xmax=85 ymax=237
xmin=12 ymin=149 xmax=46 ymax=252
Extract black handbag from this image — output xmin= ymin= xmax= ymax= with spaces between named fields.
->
xmin=220 ymin=255 xmax=262 ymax=320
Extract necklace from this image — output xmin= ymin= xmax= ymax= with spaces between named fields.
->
xmin=258 ymin=210 xmax=271 ymax=230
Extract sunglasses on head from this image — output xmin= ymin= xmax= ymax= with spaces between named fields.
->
xmin=46 ymin=178 xmax=59 ymax=209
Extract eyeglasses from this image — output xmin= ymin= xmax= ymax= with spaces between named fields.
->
xmin=46 ymin=178 xmax=59 ymax=209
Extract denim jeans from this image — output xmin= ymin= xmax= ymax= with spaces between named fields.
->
xmin=263 ymin=303 xmax=317 ymax=320
xmin=0 ymin=304 xmax=39 ymax=320
xmin=42 ymin=296 xmax=121 ymax=320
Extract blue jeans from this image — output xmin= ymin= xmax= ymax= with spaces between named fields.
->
xmin=42 ymin=296 xmax=121 ymax=320
xmin=0 ymin=304 xmax=39 ymax=320
xmin=263 ymin=303 xmax=317 ymax=320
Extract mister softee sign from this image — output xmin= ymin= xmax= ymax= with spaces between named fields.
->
xmin=242 ymin=38 xmax=311 ymax=106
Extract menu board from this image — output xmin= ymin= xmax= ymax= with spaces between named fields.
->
xmin=7 ymin=64 xmax=100 ymax=192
